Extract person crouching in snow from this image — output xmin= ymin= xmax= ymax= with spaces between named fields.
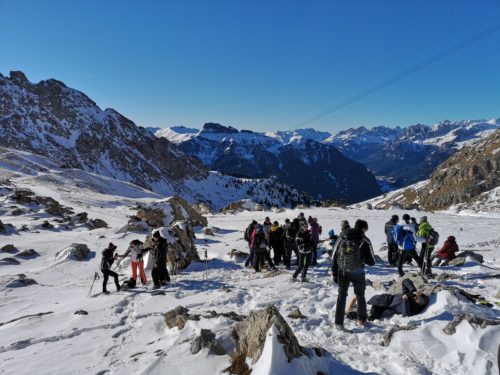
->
xmin=432 ymin=236 xmax=459 ymax=266
xmin=121 ymin=239 xmax=148 ymax=286
xmin=367 ymin=279 xmax=429 ymax=321
xmin=293 ymin=223 xmax=314 ymax=282
xmin=101 ymin=243 xmax=120 ymax=294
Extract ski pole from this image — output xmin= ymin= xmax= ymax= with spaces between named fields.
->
xmin=87 ymin=272 xmax=100 ymax=298
xmin=204 ymin=249 xmax=208 ymax=280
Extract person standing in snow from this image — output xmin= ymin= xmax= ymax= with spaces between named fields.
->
xmin=297 ymin=212 xmax=308 ymax=228
xmin=293 ymin=223 xmax=315 ymax=281
xmin=150 ymin=230 xmax=170 ymax=288
xmin=431 ymin=236 xmax=459 ymax=266
xmin=269 ymin=221 xmax=285 ymax=265
xmin=396 ymin=219 xmax=423 ymax=277
xmin=309 ymin=216 xmax=321 ymax=266
xmin=244 ymin=220 xmax=257 ymax=268
xmin=332 ymin=219 xmax=375 ymax=328
xmin=121 ymin=239 xmax=148 ymax=286
xmin=416 ymin=216 xmax=435 ymax=277
xmin=252 ymin=223 xmax=276 ymax=272
xmin=384 ymin=215 xmax=399 ymax=265
xmin=283 ymin=218 xmax=300 ymax=270
xmin=101 ymin=243 xmax=120 ymax=294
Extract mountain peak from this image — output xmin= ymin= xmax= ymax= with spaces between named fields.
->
xmin=9 ymin=71 xmax=29 ymax=85
xmin=201 ymin=123 xmax=238 ymax=134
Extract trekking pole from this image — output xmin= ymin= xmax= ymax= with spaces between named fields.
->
xmin=455 ymin=227 xmax=463 ymax=241
xmin=87 ymin=272 xmax=100 ymax=298
xmin=204 ymin=249 xmax=208 ymax=280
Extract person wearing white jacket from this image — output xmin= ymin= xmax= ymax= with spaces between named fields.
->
xmin=121 ymin=239 xmax=148 ymax=285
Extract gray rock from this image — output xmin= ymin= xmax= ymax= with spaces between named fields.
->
xmin=387 ymin=273 xmax=436 ymax=295
xmin=1 ymin=244 xmax=18 ymax=253
xmin=86 ymin=218 xmax=108 ymax=229
xmin=74 ymin=310 xmax=88 ymax=315
xmin=229 ymin=249 xmax=249 ymax=260
xmin=382 ymin=325 xmax=417 ymax=346
xmin=164 ymin=306 xmax=191 ymax=330
xmin=190 ymin=329 xmax=226 ymax=355
xmin=0 ymin=257 xmax=20 ymax=265
xmin=230 ymin=304 xmax=304 ymax=364
xmin=443 ymin=314 xmax=500 ymax=335
xmin=41 ymin=220 xmax=54 ymax=229
xmin=455 ymin=251 xmax=484 ymax=264
xmin=4 ymin=274 xmax=37 ymax=287
xmin=203 ymin=227 xmax=215 ymax=236
xmin=203 ymin=310 xmax=245 ymax=321
xmin=447 ymin=257 xmax=466 ymax=267
xmin=15 ymin=249 xmax=40 ymax=258
xmin=287 ymin=308 xmax=306 ymax=320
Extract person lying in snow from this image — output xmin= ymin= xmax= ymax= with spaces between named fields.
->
xmin=367 ymin=279 xmax=429 ymax=320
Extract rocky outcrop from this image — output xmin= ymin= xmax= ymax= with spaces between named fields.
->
xmin=190 ymin=329 xmax=226 ymax=355
xmin=443 ymin=314 xmax=500 ymax=335
xmin=164 ymin=306 xmax=245 ymax=331
xmin=372 ymin=129 xmax=500 ymax=210
xmin=13 ymin=189 xmax=73 ymax=217
xmin=15 ymin=249 xmax=40 ymax=258
xmin=3 ymin=274 xmax=38 ymax=288
xmin=230 ymin=304 xmax=304 ymax=364
xmin=287 ymin=308 xmax=306 ymax=320
xmin=1 ymin=244 xmax=18 ymax=253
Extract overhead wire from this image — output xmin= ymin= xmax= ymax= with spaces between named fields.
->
xmin=288 ymin=22 xmax=500 ymax=131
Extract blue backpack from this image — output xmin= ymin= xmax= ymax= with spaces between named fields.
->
xmin=391 ymin=224 xmax=405 ymax=244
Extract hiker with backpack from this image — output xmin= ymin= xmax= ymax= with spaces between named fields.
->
xmin=332 ymin=219 xmax=375 ymax=328
xmin=392 ymin=221 xmax=423 ymax=277
xmin=269 ymin=220 xmax=285 ymax=265
xmin=367 ymin=279 xmax=429 ymax=320
xmin=297 ymin=212 xmax=308 ymax=228
xmin=150 ymin=230 xmax=170 ymax=288
xmin=244 ymin=220 xmax=257 ymax=268
xmin=292 ymin=223 xmax=315 ymax=282
xmin=309 ymin=216 xmax=321 ymax=266
xmin=416 ymin=216 xmax=439 ymax=277
xmin=432 ymin=236 xmax=459 ymax=266
xmin=384 ymin=215 xmax=399 ymax=265
xmin=283 ymin=218 xmax=300 ymax=270
xmin=101 ymin=243 xmax=121 ymax=294
xmin=252 ymin=223 xmax=276 ymax=272
xmin=121 ymin=239 xmax=148 ymax=286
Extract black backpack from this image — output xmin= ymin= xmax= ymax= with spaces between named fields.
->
xmin=428 ymin=229 xmax=440 ymax=246
xmin=338 ymin=235 xmax=363 ymax=272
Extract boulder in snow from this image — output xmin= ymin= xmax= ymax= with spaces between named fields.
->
xmin=229 ymin=249 xmax=249 ymax=260
xmin=190 ymin=329 xmax=226 ymax=355
xmin=86 ymin=218 xmax=108 ymax=230
xmin=3 ymin=274 xmax=37 ymax=288
xmin=164 ymin=306 xmax=193 ymax=330
xmin=1 ymin=244 xmax=18 ymax=253
xmin=287 ymin=308 xmax=306 ymax=320
xmin=230 ymin=304 xmax=304 ymax=364
xmin=0 ymin=257 xmax=20 ymax=265
xmin=15 ymin=249 xmax=40 ymax=258
xmin=54 ymin=243 xmax=91 ymax=261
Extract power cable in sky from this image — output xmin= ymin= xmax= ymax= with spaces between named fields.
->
xmin=290 ymin=22 xmax=500 ymax=130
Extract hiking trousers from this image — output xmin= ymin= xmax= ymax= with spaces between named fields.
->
xmin=388 ymin=242 xmax=399 ymax=264
xmin=253 ymin=250 xmax=275 ymax=272
xmin=335 ymin=270 xmax=367 ymax=325
xmin=152 ymin=267 xmax=162 ymax=288
xmin=284 ymin=239 xmax=298 ymax=267
xmin=293 ymin=252 xmax=312 ymax=280
xmin=420 ymin=244 xmax=434 ymax=275
xmin=131 ymin=260 xmax=147 ymax=284
xmin=397 ymin=249 xmax=422 ymax=276
xmin=102 ymin=269 xmax=120 ymax=292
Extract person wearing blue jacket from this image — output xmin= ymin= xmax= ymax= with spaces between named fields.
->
xmin=396 ymin=222 xmax=423 ymax=277
xmin=367 ymin=279 xmax=429 ymax=320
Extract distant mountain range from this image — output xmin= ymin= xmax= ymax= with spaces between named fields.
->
xmin=154 ymin=118 xmax=499 ymax=198
xmin=0 ymin=71 xmax=312 ymax=210
xmin=153 ymin=123 xmax=382 ymax=203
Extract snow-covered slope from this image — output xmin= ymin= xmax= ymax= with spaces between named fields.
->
xmin=0 ymin=173 xmax=499 ymax=374
xmin=0 ymin=147 xmax=314 ymax=211
xmin=155 ymin=123 xmax=382 ymax=203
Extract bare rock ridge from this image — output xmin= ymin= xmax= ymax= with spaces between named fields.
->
xmin=372 ymin=129 xmax=500 ymax=210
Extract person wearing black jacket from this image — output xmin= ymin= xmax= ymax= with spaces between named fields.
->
xmin=151 ymin=231 xmax=170 ymax=288
xmin=269 ymin=221 xmax=285 ymax=265
xmin=367 ymin=279 xmax=429 ymax=320
xmin=101 ymin=243 xmax=120 ymax=294
xmin=283 ymin=218 xmax=300 ymax=270
xmin=292 ymin=224 xmax=314 ymax=281
xmin=384 ymin=215 xmax=399 ymax=265
xmin=244 ymin=220 xmax=257 ymax=268
xmin=332 ymin=219 xmax=375 ymax=328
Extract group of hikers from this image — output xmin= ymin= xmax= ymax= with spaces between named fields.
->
xmin=244 ymin=212 xmax=459 ymax=329
xmin=100 ymin=231 xmax=170 ymax=294
xmin=99 ymin=210 xmax=460 ymax=329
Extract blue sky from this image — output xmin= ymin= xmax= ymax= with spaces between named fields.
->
xmin=1 ymin=0 xmax=499 ymax=132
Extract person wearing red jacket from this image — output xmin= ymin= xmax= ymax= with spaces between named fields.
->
xmin=432 ymin=236 xmax=459 ymax=266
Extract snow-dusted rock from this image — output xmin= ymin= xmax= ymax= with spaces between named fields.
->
xmin=190 ymin=329 xmax=226 ymax=355
xmin=230 ymin=304 xmax=304 ymax=364
xmin=443 ymin=314 xmax=500 ymax=335
xmin=15 ymin=249 xmax=40 ymax=258
xmin=54 ymin=243 xmax=90 ymax=262
xmin=1 ymin=244 xmax=18 ymax=253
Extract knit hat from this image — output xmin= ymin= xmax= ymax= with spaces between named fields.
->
xmin=391 ymin=215 xmax=399 ymax=223
xmin=341 ymin=220 xmax=350 ymax=231
xmin=107 ymin=242 xmax=117 ymax=251
xmin=420 ymin=216 xmax=428 ymax=223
